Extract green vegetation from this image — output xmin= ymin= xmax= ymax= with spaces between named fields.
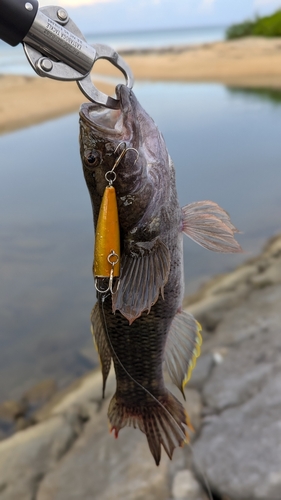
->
xmin=227 ymin=87 xmax=281 ymax=106
xmin=226 ymin=9 xmax=281 ymax=40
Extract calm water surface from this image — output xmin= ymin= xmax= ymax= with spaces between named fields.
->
xmin=0 ymin=82 xmax=280 ymax=401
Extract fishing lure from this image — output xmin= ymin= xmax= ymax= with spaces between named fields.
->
xmin=94 ymin=143 xmax=138 ymax=295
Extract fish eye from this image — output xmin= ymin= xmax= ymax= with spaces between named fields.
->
xmin=85 ymin=151 xmax=101 ymax=168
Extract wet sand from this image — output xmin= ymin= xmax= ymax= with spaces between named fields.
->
xmin=120 ymin=36 xmax=281 ymax=87
xmin=2 ymin=36 xmax=281 ymax=134
xmin=0 ymin=75 xmax=114 ymax=134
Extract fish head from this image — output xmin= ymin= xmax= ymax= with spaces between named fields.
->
xmin=79 ymin=84 xmax=168 ymax=229
xmin=79 ymin=84 xmax=144 ymax=197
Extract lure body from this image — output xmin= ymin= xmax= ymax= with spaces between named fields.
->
xmin=94 ymin=185 xmax=120 ymax=278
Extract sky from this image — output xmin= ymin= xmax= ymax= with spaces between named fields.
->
xmin=38 ymin=0 xmax=281 ymax=33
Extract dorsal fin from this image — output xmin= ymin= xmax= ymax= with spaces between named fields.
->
xmin=182 ymin=200 xmax=242 ymax=253
xmin=164 ymin=310 xmax=202 ymax=398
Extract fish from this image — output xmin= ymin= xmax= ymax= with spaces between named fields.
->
xmin=79 ymin=84 xmax=241 ymax=465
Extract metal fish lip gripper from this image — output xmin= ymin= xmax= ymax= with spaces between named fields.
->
xmin=0 ymin=0 xmax=134 ymax=109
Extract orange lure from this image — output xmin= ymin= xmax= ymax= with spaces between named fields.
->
xmin=94 ymin=185 xmax=120 ymax=279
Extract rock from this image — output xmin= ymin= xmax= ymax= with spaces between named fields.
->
xmin=14 ymin=416 xmax=35 ymax=432
xmin=45 ymin=368 xmax=116 ymax=418
xmin=185 ymin=235 xmax=281 ymax=333
xmin=193 ymin=374 xmax=281 ymax=499
xmin=0 ymin=400 xmax=28 ymax=440
xmin=183 ymin=389 xmax=202 ymax=433
xmin=0 ymin=407 xmax=86 ymax=500
xmin=22 ymin=379 xmax=58 ymax=410
xmin=184 ymin=264 xmax=257 ymax=332
xmin=0 ymin=380 xmax=59 ymax=440
xmin=189 ymin=292 xmax=245 ymax=332
xmin=188 ymin=354 xmax=214 ymax=390
xmin=192 ymin=281 xmax=281 ymax=499
xmin=172 ymin=469 xmax=206 ymax=500
xmin=0 ymin=400 xmax=26 ymax=421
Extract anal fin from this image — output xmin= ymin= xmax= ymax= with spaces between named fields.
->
xmin=164 ymin=310 xmax=202 ymax=398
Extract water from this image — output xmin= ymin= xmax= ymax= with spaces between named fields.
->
xmin=0 ymin=82 xmax=281 ymax=402
xmin=87 ymin=26 xmax=225 ymax=50
xmin=0 ymin=26 xmax=225 ymax=75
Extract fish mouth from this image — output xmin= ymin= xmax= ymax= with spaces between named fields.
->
xmin=79 ymin=85 xmax=131 ymax=139
xmin=80 ymin=102 xmax=123 ymax=136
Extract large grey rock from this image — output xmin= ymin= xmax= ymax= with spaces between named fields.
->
xmin=194 ymin=375 xmax=281 ymax=500
xmin=192 ymin=282 xmax=281 ymax=500
xmin=0 ymin=409 xmax=86 ymax=500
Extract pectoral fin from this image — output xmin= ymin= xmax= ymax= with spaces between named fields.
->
xmin=91 ymin=303 xmax=111 ymax=398
xmin=165 ymin=310 xmax=202 ymax=398
xmin=112 ymin=238 xmax=170 ymax=324
xmin=182 ymin=201 xmax=242 ymax=253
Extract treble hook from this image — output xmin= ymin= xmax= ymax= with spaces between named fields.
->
xmin=107 ymin=250 xmax=120 ymax=295
xmin=94 ymin=250 xmax=120 ymax=295
xmin=105 ymin=143 xmax=139 ymax=185
xmin=114 ymin=142 xmax=139 ymax=168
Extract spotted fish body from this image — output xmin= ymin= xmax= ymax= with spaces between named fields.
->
xmin=79 ymin=85 xmax=241 ymax=465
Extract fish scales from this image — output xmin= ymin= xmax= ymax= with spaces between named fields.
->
xmin=101 ymin=258 xmax=181 ymax=404
xmin=79 ymin=84 xmax=241 ymax=464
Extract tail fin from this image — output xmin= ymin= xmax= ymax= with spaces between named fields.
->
xmin=108 ymin=391 xmax=191 ymax=465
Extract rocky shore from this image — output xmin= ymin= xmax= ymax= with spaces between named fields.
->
xmin=0 ymin=234 xmax=281 ymax=499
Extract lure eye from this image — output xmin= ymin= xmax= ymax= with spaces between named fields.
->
xmin=85 ymin=151 xmax=101 ymax=168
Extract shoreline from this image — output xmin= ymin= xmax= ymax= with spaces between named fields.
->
xmin=118 ymin=36 xmax=281 ymax=87
xmin=1 ymin=36 xmax=281 ymax=134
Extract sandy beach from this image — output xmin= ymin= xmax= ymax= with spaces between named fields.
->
xmin=2 ymin=36 xmax=281 ymax=134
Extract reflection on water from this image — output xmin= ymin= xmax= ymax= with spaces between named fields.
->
xmin=227 ymin=86 xmax=281 ymax=106
xmin=0 ymin=82 xmax=281 ymax=402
